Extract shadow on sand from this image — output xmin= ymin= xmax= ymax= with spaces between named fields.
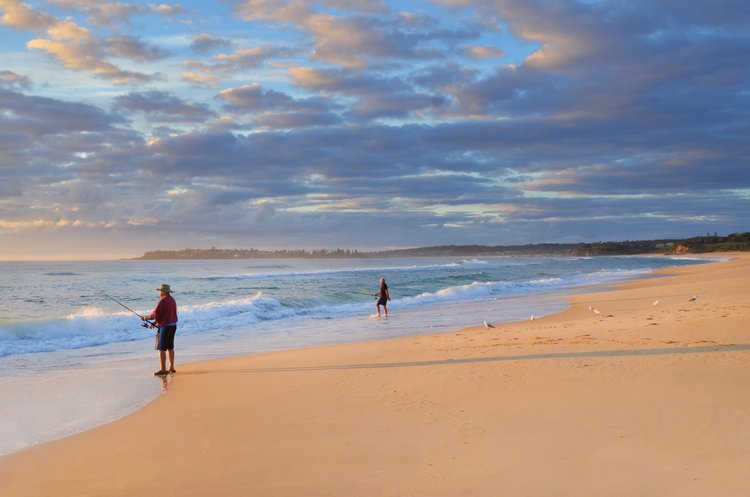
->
xmin=180 ymin=344 xmax=750 ymax=375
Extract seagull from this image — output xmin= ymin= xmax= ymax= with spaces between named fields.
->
xmin=592 ymin=308 xmax=601 ymax=315
xmin=530 ymin=314 xmax=536 ymax=321
xmin=652 ymin=300 xmax=660 ymax=306
xmin=482 ymin=320 xmax=494 ymax=329
xmin=689 ymin=295 xmax=698 ymax=301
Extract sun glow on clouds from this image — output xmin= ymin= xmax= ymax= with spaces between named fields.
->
xmin=0 ymin=218 xmax=115 ymax=231
xmin=0 ymin=0 xmax=748 ymax=257
xmin=127 ymin=216 xmax=158 ymax=226
xmin=166 ymin=187 xmax=190 ymax=196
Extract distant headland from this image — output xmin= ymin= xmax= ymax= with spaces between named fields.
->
xmin=133 ymin=233 xmax=750 ymax=260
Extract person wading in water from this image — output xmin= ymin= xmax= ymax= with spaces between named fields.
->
xmin=374 ymin=277 xmax=390 ymax=317
xmin=142 ymin=284 xmax=178 ymax=376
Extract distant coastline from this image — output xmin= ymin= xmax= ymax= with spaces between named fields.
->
xmin=134 ymin=233 xmax=750 ymax=259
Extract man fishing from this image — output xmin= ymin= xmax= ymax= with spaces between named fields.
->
xmin=142 ymin=284 xmax=179 ymax=376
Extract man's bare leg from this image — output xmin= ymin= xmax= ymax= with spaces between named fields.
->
xmin=159 ymin=350 xmax=167 ymax=372
xmin=168 ymin=349 xmax=175 ymax=372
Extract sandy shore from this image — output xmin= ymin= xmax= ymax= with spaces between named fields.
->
xmin=2 ymin=254 xmax=749 ymax=496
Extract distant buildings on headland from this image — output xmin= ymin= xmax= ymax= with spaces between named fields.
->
xmin=134 ymin=233 xmax=750 ymax=259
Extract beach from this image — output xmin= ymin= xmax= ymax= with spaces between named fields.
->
xmin=1 ymin=253 xmax=748 ymax=496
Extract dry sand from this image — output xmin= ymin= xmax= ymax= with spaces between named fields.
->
xmin=2 ymin=254 xmax=749 ymax=496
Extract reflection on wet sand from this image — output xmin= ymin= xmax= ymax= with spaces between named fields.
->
xmin=159 ymin=373 xmax=173 ymax=392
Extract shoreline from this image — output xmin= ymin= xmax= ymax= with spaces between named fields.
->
xmin=2 ymin=253 xmax=748 ymax=496
xmin=0 ymin=254 xmax=694 ymax=456
xmin=0 ymin=291 xmax=570 ymax=457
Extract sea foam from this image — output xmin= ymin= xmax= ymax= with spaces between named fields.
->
xmin=0 ymin=265 xmax=653 ymax=357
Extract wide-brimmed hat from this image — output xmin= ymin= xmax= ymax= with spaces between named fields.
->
xmin=156 ymin=283 xmax=172 ymax=293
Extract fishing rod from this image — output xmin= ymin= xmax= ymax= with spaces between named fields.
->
xmin=349 ymin=289 xmax=381 ymax=301
xmin=104 ymin=294 xmax=155 ymax=329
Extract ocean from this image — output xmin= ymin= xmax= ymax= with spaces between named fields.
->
xmin=0 ymin=255 xmax=712 ymax=455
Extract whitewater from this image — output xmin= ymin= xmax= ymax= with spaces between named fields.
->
xmin=0 ymin=255 xmax=709 ymax=455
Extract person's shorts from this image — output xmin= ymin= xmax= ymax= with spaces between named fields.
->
xmin=156 ymin=325 xmax=177 ymax=351
xmin=377 ymin=297 xmax=388 ymax=306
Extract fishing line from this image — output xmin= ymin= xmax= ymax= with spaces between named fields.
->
xmin=103 ymin=293 xmax=155 ymax=328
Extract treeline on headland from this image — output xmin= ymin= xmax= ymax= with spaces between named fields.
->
xmin=134 ymin=232 xmax=750 ymax=260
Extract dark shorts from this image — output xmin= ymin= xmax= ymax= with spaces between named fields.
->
xmin=157 ymin=325 xmax=177 ymax=351
xmin=377 ymin=297 xmax=388 ymax=306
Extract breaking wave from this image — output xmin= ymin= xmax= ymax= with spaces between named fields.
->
xmin=0 ymin=266 xmax=652 ymax=357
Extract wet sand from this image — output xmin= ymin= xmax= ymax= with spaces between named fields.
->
xmin=2 ymin=253 xmax=748 ymax=496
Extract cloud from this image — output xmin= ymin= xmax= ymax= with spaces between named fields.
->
xmin=138 ymin=113 xmax=750 ymax=200
xmin=217 ymin=83 xmax=341 ymax=128
xmin=0 ymin=0 xmax=55 ymax=30
xmin=27 ymin=28 xmax=154 ymax=85
xmin=147 ymin=3 xmax=184 ymax=17
xmin=114 ymin=90 xmax=216 ymax=123
xmin=217 ymin=83 xmax=296 ymax=109
xmin=181 ymin=71 xmax=219 ymax=87
xmin=137 ymin=122 xmax=501 ymax=187
xmin=406 ymin=1 xmax=750 ymax=130
xmin=234 ymin=0 xmax=309 ymax=23
xmin=48 ymin=0 xmax=184 ymax=25
xmin=234 ymin=1 xmax=478 ymax=68
xmin=3 ymin=100 xmax=747 ymax=246
xmin=180 ymin=44 xmax=296 ymax=87
xmin=0 ymin=70 xmax=31 ymax=89
xmin=2 ymin=0 xmax=750 ymax=251
xmin=464 ymin=45 xmax=504 ymax=58
xmin=213 ymin=45 xmax=296 ymax=69
xmin=522 ymin=150 xmax=750 ymax=195
xmin=190 ymin=33 xmax=232 ymax=54
xmin=1 ymin=2 xmax=157 ymax=84
xmin=304 ymin=13 xmax=475 ymax=67
xmin=253 ymin=111 xmax=342 ymax=129
xmin=321 ymin=0 xmax=387 ymax=12
xmin=49 ymin=0 xmax=139 ymax=26
xmin=183 ymin=45 xmax=296 ymax=79
xmin=106 ymin=35 xmax=170 ymax=61
xmin=0 ymin=87 xmax=122 ymax=134
xmin=0 ymin=85 xmax=142 ymax=222
xmin=217 ymin=83 xmax=325 ymax=111
xmin=288 ymin=67 xmax=447 ymax=120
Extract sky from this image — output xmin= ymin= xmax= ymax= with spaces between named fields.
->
xmin=0 ymin=0 xmax=748 ymax=259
